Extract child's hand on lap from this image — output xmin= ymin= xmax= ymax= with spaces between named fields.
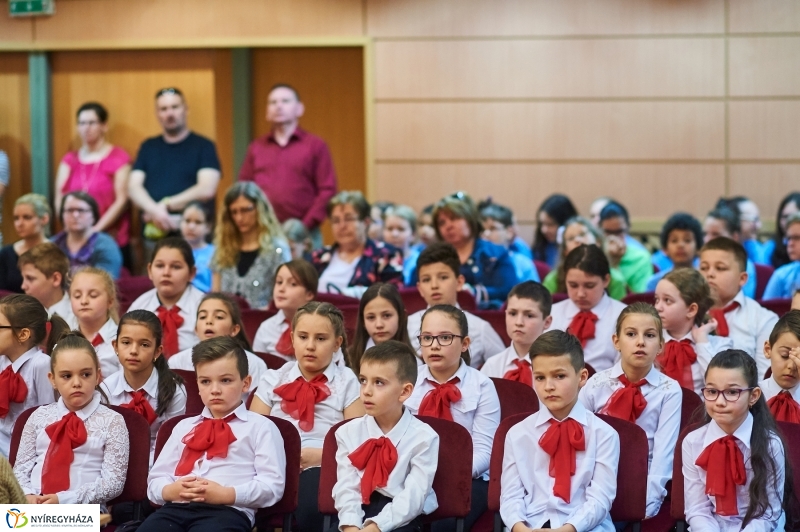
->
xmin=38 ymin=494 xmax=59 ymax=504
xmin=162 ymin=476 xmax=197 ymax=502
xmin=300 ymin=448 xmax=323 ymax=470
xmin=191 ymin=478 xmax=235 ymax=505
xmin=25 ymin=495 xmax=38 ymax=504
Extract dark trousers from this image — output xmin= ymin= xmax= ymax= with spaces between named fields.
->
xmin=324 ymin=492 xmax=422 ymax=532
xmin=138 ymin=502 xmax=251 ymax=532
xmin=431 ymin=478 xmax=488 ymax=532
xmin=297 ymin=467 xmax=324 ymax=532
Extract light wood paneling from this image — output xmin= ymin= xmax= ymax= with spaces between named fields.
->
xmin=729 ymin=0 xmax=800 ymax=33
xmin=729 ymin=37 xmax=800 ymax=96
xmin=0 ymin=53 xmax=31 ymax=242
xmin=729 ymin=165 xmax=800 ymax=224
xmin=376 ymin=102 xmax=725 ymax=160
xmin=375 ymin=39 xmax=724 ymax=99
xmin=367 ymin=0 xmax=724 ymax=38
xmin=729 ymin=102 xmax=800 ymax=159
xmin=0 ymin=12 xmax=33 ymax=46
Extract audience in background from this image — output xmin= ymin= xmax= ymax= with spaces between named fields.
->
xmin=368 ymin=200 xmax=394 ymax=242
xmin=18 ymin=242 xmax=75 ymax=324
xmin=645 ymin=212 xmax=703 ymax=292
xmin=532 ymin=193 xmax=578 ymax=268
xmin=598 ymin=200 xmax=653 ymax=293
xmin=719 ymin=196 xmax=766 ymax=265
xmin=416 ymin=204 xmax=437 ymax=247
xmin=180 ymin=201 xmax=215 ymax=293
xmin=382 ymin=204 xmax=419 ymax=285
xmin=763 ymin=213 xmax=800 ymax=299
xmin=480 ymin=202 xmax=539 ymax=283
xmin=0 ymin=194 xmax=50 ymax=293
xmin=764 ymin=192 xmax=800 ymax=269
xmin=703 ymin=205 xmax=757 ymax=299
xmin=282 ymin=218 xmax=313 ymax=261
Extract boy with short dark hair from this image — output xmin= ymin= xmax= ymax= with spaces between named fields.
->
xmin=645 ymin=212 xmax=703 ymax=291
xmin=480 ymin=203 xmax=539 ymax=282
xmin=699 ymin=237 xmax=778 ymax=378
xmin=143 ymin=336 xmax=286 ymax=532
xmin=407 ymin=242 xmax=505 ymax=367
xmin=18 ymin=242 xmax=74 ymax=325
xmin=329 ymin=340 xmax=439 ymax=532
xmin=703 ymin=206 xmax=757 ymax=297
xmin=501 ymin=330 xmax=619 ymax=532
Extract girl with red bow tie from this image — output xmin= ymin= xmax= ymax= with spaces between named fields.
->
xmin=759 ymin=311 xmax=800 ymax=424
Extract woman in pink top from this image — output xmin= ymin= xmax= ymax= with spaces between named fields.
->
xmin=54 ymin=102 xmax=131 ymax=258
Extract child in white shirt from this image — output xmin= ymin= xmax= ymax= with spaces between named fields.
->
xmin=349 ymin=283 xmax=414 ymax=372
xmin=70 ymin=267 xmax=122 ymax=378
xmin=18 ymin=242 xmax=76 ymax=326
xmin=759 ymin=310 xmax=800 ymax=423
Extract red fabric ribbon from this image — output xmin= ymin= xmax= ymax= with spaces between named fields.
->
xmin=275 ymin=321 xmax=294 ymax=357
xmin=695 ymin=435 xmax=746 ymax=516
xmin=539 ymin=418 xmax=586 ymax=503
xmin=600 ymin=374 xmax=648 ymax=422
xmin=503 ymin=359 xmax=533 ymax=387
xmin=418 ymin=378 xmax=462 ymax=422
xmin=157 ymin=305 xmax=184 ymax=357
xmin=348 ymin=436 xmax=399 ymax=504
xmin=709 ymin=302 xmax=741 ymax=338
xmin=567 ymin=310 xmax=599 ymax=347
xmin=91 ymin=334 xmax=104 ymax=347
xmin=0 ymin=366 xmax=28 ymax=418
xmin=274 ymin=375 xmax=331 ymax=432
xmin=768 ymin=391 xmax=800 ymax=424
xmin=41 ymin=412 xmax=88 ymax=494
xmin=121 ymin=390 xmax=158 ymax=425
xmin=657 ymin=339 xmax=697 ymax=390
xmin=175 ymin=416 xmax=238 ymax=476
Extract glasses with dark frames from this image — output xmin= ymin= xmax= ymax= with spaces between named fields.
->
xmin=700 ymin=387 xmax=755 ymax=402
xmin=417 ymin=334 xmax=464 ymax=347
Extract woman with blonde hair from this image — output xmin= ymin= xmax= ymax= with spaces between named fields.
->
xmin=211 ymin=182 xmax=290 ymax=308
xmin=0 ymin=194 xmax=51 ymax=293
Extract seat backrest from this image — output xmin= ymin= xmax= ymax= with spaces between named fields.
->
xmin=115 ymin=276 xmax=154 ymax=313
xmin=399 ymin=287 xmax=428 ymax=315
xmin=316 ymin=292 xmax=361 ymax=307
xmin=456 ymin=290 xmax=478 ymax=312
xmin=759 ymin=298 xmax=792 ymax=318
xmin=596 ymin=414 xmax=649 ymax=522
xmin=255 ymin=416 xmax=302 ymax=519
xmin=254 ymin=352 xmax=290 ymax=370
xmin=585 ymin=363 xmax=597 ymax=379
xmin=533 ymin=260 xmax=551 ymax=280
xmin=777 ymin=422 xmax=800 ymax=498
xmin=490 ymin=378 xmax=538 ymax=420
xmin=754 ymin=263 xmax=775 ymax=300
xmin=241 ymin=309 xmax=277 ymax=347
xmin=154 ymin=414 xmax=193 ymax=460
xmin=680 ymin=386 xmax=704 ymax=430
xmin=107 ymin=405 xmax=152 ymax=505
xmin=472 ymin=309 xmax=511 ymax=346
xmin=552 ymin=293 xmax=568 ymax=303
xmin=172 ymin=369 xmax=203 ymax=415
xmin=340 ymin=305 xmax=360 ymax=348
xmin=622 ymin=292 xmax=656 ymax=306
xmin=8 ymin=406 xmax=38 ymax=466
xmin=670 ymin=423 xmax=702 ymax=521
xmin=487 ymin=412 xmax=533 ymax=512
xmin=318 ymin=419 xmax=353 ymax=515
xmin=224 ymin=292 xmax=251 ymax=310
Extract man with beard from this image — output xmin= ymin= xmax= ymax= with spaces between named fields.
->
xmin=129 ymin=88 xmax=221 ymax=244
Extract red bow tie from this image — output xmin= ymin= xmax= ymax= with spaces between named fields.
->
xmin=568 ymin=310 xmax=598 ymax=347
xmin=695 ymin=435 xmax=746 ymax=516
xmin=41 ymin=412 xmax=88 ymax=494
xmin=274 ymin=374 xmax=331 ymax=432
xmin=0 ymin=366 xmax=28 ymax=418
xmin=348 ymin=436 xmax=399 ymax=504
xmin=657 ymin=339 xmax=697 ymax=390
xmin=768 ymin=391 xmax=800 ymax=424
xmin=157 ymin=305 xmax=184 ymax=357
xmin=709 ymin=302 xmax=740 ymax=337
xmin=275 ymin=320 xmax=294 ymax=357
xmin=418 ymin=378 xmax=462 ymax=422
xmin=600 ymin=374 xmax=648 ymax=422
xmin=539 ymin=418 xmax=586 ymax=503
xmin=175 ymin=415 xmax=238 ymax=476
xmin=121 ymin=389 xmax=158 ymax=425
xmin=503 ymin=359 xmax=532 ymax=387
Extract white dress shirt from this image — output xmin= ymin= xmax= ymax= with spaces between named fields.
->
xmin=0 ymin=348 xmax=54 ymax=457
xmin=254 ymin=360 xmax=360 ymax=449
xmin=480 ymin=345 xmax=531 ymax=381
xmin=252 ymin=309 xmax=346 ymax=365
xmin=717 ymin=291 xmax=779 ymax=380
xmin=549 ymin=294 xmax=628 ymax=372
xmin=500 ymin=401 xmax=619 ymax=531
xmin=579 ymin=362 xmax=681 ymax=517
xmin=407 ymin=308 xmax=506 ymax=369
xmin=405 ymin=360 xmax=500 ymax=478
xmin=333 ymin=409 xmax=439 ymax=532
xmin=100 ymin=367 xmax=187 ymax=463
xmin=87 ymin=318 xmax=122 ymax=379
xmin=759 ymin=376 xmax=800 ymax=403
xmin=148 ymin=403 xmax=286 ymax=525
xmin=127 ymin=285 xmax=205 ymax=352
xmin=318 ymin=252 xmax=361 ymax=294
xmin=12 ymin=392 xmax=129 ymax=505
xmin=48 ymin=292 xmax=76 ymax=327
xmin=662 ymin=330 xmax=733 ymax=394
xmin=169 ymin=347 xmax=267 ymax=401
xmin=682 ymin=414 xmax=785 ymax=531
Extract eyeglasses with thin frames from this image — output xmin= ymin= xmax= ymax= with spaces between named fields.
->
xmin=417 ymin=334 xmax=464 ymax=347
xmin=700 ymin=387 xmax=755 ymax=402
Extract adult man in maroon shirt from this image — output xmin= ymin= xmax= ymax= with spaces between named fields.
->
xmin=239 ymin=84 xmax=337 ymax=247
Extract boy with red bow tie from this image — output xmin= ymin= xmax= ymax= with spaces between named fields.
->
xmin=328 ymin=341 xmax=439 ymax=532
xmin=501 ymin=330 xmax=619 ymax=532
xmin=759 ymin=311 xmax=800 ymax=423
xmin=699 ymin=237 xmax=778 ymax=379
xmin=143 ymin=336 xmax=286 ymax=532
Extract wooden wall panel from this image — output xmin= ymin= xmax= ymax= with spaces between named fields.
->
xmin=729 ymin=37 xmax=800 ymax=96
xmin=0 ymin=12 xmax=33 ymax=46
xmin=729 ymin=0 xmax=800 ymax=33
xmin=729 ymin=102 xmax=800 ymax=160
xmin=0 ymin=54 xmax=31 ymax=242
xmin=375 ymin=39 xmax=724 ymax=99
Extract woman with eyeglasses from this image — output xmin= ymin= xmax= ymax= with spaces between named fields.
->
xmin=0 ymin=194 xmax=51 ymax=293
xmin=311 ymin=191 xmax=404 ymax=298
xmin=54 ymin=102 xmax=132 ymax=268
xmin=210 ymin=182 xmax=290 ymax=308
xmin=52 ymin=191 xmax=123 ymax=278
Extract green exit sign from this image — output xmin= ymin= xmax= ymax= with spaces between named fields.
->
xmin=9 ymin=0 xmax=55 ymax=16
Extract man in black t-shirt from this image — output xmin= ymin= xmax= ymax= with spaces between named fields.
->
xmin=129 ymin=87 xmax=221 ymax=241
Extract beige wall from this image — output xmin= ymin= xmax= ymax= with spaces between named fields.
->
xmin=2 ymin=0 xmax=800 ymax=239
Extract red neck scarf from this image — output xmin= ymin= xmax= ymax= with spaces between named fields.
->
xmin=418 ymin=378 xmax=462 ymax=422
xmin=539 ymin=418 xmax=586 ymax=503
xmin=695 ymin=435 xmax=746 ymax=516
xmin=568 ymin=310 xmax=598 ymax=347
xmin=0 ymin=366 xmax=28 ymax=418
xmin=503 ymin=359 xmax=533 ymax=387
xmin=157 ymin=305 xmax=184 ymax=357
xmin=91 ymin=334 xmax=104 ymax=347
xmin=768 ymin=391 xmax=800 ymax=424
xmin=175 ymin=415 xmax=238 ymax=476
xmin=348 ymin=436 xmax=399 ymax=504
xmin=274 ymin=374 xmax=331 ymax=432
xmin=657 ymin=339 xmax=697 ymax=389
xmin=41 ymin=412 xmax=88 ymax=494
xmin=275 ymin=320 xmax=294 ymax=357
xmin=121 ymin=389 xmax=158 ymax=425
xmin=709 ymin=302 xmax=741 ymax=338
xmin=600 ymin=374 xmax=648 ymax=422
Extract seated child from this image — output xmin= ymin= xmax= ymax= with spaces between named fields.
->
xmin=180 ymin=201 xmax=215 ymax=294
xmin=18 ymin=242 xmax=75 ymax=325
xmin=580 ymin=303 xmax=681 ymax=519
xmin=549 ymin=244 xmax=628 ymax=372
xmin=763 ymin=212 xmax=800 ymax=299
xmin=102 ymin=309 xmax=187 ymax=462
xmin=759 ymin=310 xmax=800 ymax=423
xmin=598 ymin=201 xmax=653 ymax=294
xmin=382 ymin=205 xmax=420 ymax=286
xmin=480 ymin=203 xmax=540 ymax=283
xmin=683 ymin=350 xmax=787 ymax=530
xmin=501 ymin=330 xmax=619 ymax=531
xmin=142 ymin=336 xmax=286 ymax=532
xmin=328 ymin=340 xmax=439 ymax=532
xmin=13 ymin=332 xmax=129 ymax=506
xmin=70 ymin=266 xmax=122 ymax=378
xmin=283 ymin=218 xmax=313 ymax=262
xmin=407 ymin=242 xmax=505 ymax=368
xmin=645 ymin=212 xmax=702 ymax=292
xmin=405 ymin=304 xmax=500 ymax=532
xmin=249 ymin=302 xmax=363 ymax=532
xmin=481 ymin=281 xmax=552 ymax=385
xmin=128 ymin=237 xmax=204 ymax=357
xmin=699 ymin=237 xmax=778 ymax=378
xmin=718 ymin=196 xmax=767 ymax=265
xmin=703 ymin=206 xmax=757 ymax=298
xmin=349 ymin=283 xmax=413 ymax=372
